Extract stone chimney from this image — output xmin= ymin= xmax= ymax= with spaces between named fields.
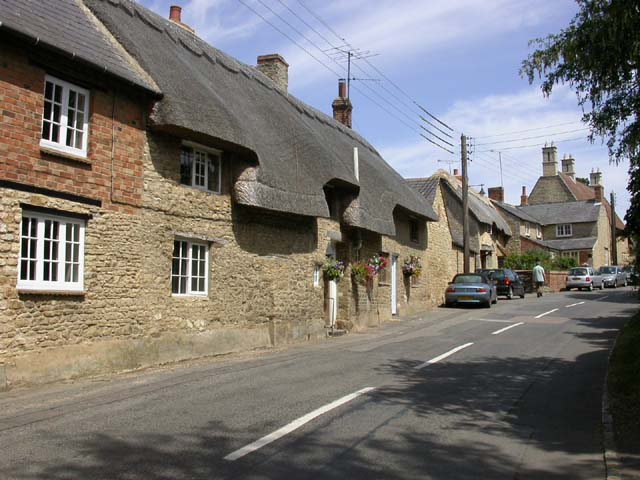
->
xmin=590 ymin=168 xmax=602 ymax=186
xmin=168 ymin=5 xmax=194 ymax=33
xmin=453 ymin=168 xmax=462 ymax=182
xmin=561 ymin=154 xmax=576 ymax=180
xmin=542 ymin=143 xmax=558 ymax=177
xmin=520 ymin=186 xmax=529 ymax=206
xmin=593 ymin=184 xmax=604 ymax=202
xmin=332 ymin=79 xmax=352 ymax=128
xmin=257 ymin=54 xmax=289 ymax=93
xmin=488 ymin=186 xmax=504 ymax=203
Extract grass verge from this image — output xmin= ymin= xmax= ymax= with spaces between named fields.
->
xmin=608 ymin=311 xmax=640 ymax=452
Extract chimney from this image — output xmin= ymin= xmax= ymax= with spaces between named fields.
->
xmin=332 ymin=79 xmax=352 ymax=128
xmin=590 ymin=168 xmax=602 ymax=186
xmin=453 ymin=168 xmax=462 ymax=181
xmin=561 ymin=154 xmax=576 ymax=180
xmin=594 ymin=184 xmax=604 ymax=202
xmin=542 ymin=143 xmax=558 ymax=177
xmin=520 ymin=186 xmax=529 ymax=206
xmin=168 ymin=5 xmax=194 ymax=33
xmin=256 ymin=54 xmax=289 ymax=93
xmin=488 ymin=186 xmax=504 ymax=203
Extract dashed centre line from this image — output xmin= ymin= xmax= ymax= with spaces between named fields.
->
xmin=565 ymin=301 xmax=585 ymax=308
xmin=534 ymin=308 xmax=558 ymax=319
xmin=224 ymin=387 xmax=375 ymax=461
xmin=491 ymin=322 xmax=524 ymax=335
xmin=415 ymin=342 xmax=474 ymax=370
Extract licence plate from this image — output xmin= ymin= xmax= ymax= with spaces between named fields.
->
xmin=573 ymin=277 xmax=581 ymax=280
xmin=458 ymin=296 xmax=473 ymax=300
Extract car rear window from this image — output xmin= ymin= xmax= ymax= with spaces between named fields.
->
xmin=569 ymin=268 xmax=588 ymax=276
xmin=490 ymin=270 xmax=505 ymax=279
xmin=454 ymin=275 xmax=484 ymax=284
xmin=600 ymin=267 xmax=616 ymax=274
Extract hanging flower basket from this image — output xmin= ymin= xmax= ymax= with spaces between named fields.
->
xmin=322 ymin=258 xmax=345 ymax=281
xmin=350 ymin=262 xmax=368 ymax=285
xmin=366 ymin=254 xmax=389 ymax=277
xmin=402 ymin=255 xmax=423 ymax=278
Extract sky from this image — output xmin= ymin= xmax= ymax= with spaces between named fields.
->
xmin=140 ymin=0 xmax=632 ymax=217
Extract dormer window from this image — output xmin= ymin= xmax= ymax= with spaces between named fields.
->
xmin=180 ymin=143 xmax=222 ymax=193
xmin=324 ymin=186 xmax=340 ymax=220
xmin=40 ymin=75 xmax=90 ymax=157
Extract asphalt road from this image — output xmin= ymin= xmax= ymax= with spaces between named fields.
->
xmin=0 ymin=288 xmax=637 ymax=479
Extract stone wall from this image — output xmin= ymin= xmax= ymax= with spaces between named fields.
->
xmin=593 ymin=207 xmax=612 ymax=267
xmin=528 ymin=176 xmax=574 ymax=205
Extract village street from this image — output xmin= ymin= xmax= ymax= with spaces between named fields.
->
xmin=0 ymin=289 xmax=636 ymax=480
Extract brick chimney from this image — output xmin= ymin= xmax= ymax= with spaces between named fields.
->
xmin=561 ymin=154 xmax=575 ymax=180
xmin=594 ymin=184 xmax=604 ymax=202
xmin=520 ymin=186 xmax=529 ymax=206
xmin=488 ymin=186 xmax=504 ymax=203
xmin=332 ymin=79 xmax=352 ymax=128
xmin=542 ymin=143 xmax=558 ymax=177
xmin=453 ymin=168 xmax=462 ymax=182
xmin=168 ymin=5 xmax=194 ymax=33
xmin=257 ymin=54 xmax=289 ymax=93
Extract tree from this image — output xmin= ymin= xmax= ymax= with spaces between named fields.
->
xmin=521 ymin=0 xmax=640 ymax=247
xmin=576 ymin=177 xmax=590 ymax=186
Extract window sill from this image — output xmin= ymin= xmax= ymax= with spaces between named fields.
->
xmin=17 ymin=289 xmax=86 ymax=296
xmin=171 ymin=294 xmax=209 ymax=299
xmin=40 ymin=146 xmax=91 ymax=165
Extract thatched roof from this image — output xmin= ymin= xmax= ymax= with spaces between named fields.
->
xmin=84 ymin=0 xmax=437 ymax=235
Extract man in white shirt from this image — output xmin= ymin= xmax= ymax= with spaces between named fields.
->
xmin=533 ymin=260 xmax=546 ymax=297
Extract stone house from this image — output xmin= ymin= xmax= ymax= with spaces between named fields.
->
xmin=408 ymin=169 xmax=512 ymax=275
xmin=0 ymin=0 xmax=444 ymax=388
xmin=489 ymin=145 xmax=629 ymax=267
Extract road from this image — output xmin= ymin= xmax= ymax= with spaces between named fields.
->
xmin=0 ymin=288 xmax=637 ymax=479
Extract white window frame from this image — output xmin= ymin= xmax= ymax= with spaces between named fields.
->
xmin=524 ymin=222 xmax=530 ymax=237
xmin=181 ymin=141 xmax=222 ymax=194
xmin=40 ymin=75 xmax=90 ymax=157
xmin=556 ymin=224 xmax=573 ymax=237
xmin=171 ymin=238 xmax=209 ymax=297
xmin=561 ymin=250 xmax=579 ymax=259
xmin=313 ymin=264 xmax=321 ymax=287
xmin=536 ymin=224 xmax=542 ymax=239
xmin=17 ymin=211 xmax=86 ymax=292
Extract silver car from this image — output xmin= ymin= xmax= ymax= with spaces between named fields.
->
xmin=565 ymin=267 xmax=603 ymax=291
xmin=445 ymin=273 xmax=498 ymax=308
xmin=599 ymin=266 xmax=628 ymax=288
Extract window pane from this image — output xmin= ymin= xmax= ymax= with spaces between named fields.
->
xmin=19 ymin=217 xmax=38 ymax=281
xmin=54 ymin=84 xmax=62 ymax=103
xmin=194 ymin=151 xmax=206 ymax=187
xmin=77 ymin=94 xmax=85 ymax=112
xmin=171 ymin=240 xmax=189 ymax=294
xmin=180 ymin=147 xmax=193 ymax=185
xmin=207 ymin=155 xmax=220 ymax=192
xmin=45 ymin=81 xmax=53 ymax=101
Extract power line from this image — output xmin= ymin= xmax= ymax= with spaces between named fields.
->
xmin=475 ymin=136 xmax=588 ymax=153
xmin=472 ymin=120 xmax=584 ymax=140
xmin=473 ymin=127 xmax=589 ymax=146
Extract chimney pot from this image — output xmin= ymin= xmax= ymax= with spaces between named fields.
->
xmin=520 ymin=186 xmax=529 ymax=206
xmin=488 ymin=186 xmax=504 ymax=203
xmin=332 ymin=79 xmax=352 ymax=128
xmin=338 ymin=79 xmax=347 ymax=98
xmin=169 ymin=5 xmax=182 ymax=22
xmin=453 ymin=168 xmax=459 ymax=176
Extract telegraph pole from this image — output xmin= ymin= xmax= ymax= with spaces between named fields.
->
xmin=461 ymin=134 xmax=470 ymax=273
xmin=611 ymin=191 xmax=618 ymax=265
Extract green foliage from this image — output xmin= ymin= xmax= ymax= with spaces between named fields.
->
xmin=576 ymin=177 xmax=590 ymax=186
xmin=504 ymin=249 xmax=577 ymax=271
xmin=521 ymin=0 xmax=640 ymax=256
xmin=350 ymin=262 xmax=368 ymax=285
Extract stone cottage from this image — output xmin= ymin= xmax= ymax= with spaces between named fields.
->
xmin=0 ymin=0 xmax=443 ymax=388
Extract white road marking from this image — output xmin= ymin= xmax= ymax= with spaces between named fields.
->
xmin=470 ymin=318 xmax=514 ymax=323
xmin=595 ymin=295 xmax=610 ymax=301
xmin=534 ymin=308 xmax=558 ymax=319
xmin=565 ymin=301 xmax=585 ymax=308
xmin=415 ymin=343 xmax=474 ymax=370
xmin=223 ymin=387 xmax=375 ymax=461
xmin=491 ymin=322 xmax=524 ymax=335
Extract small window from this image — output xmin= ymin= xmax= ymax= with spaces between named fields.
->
xmin=40 ymin=75 xmax=90 ymax=157
xmin=180 ymin=144 xmax=222 ymax=193
xmin=536 ymin=224 xmax=542 ymax=239
xmin=524 ymin=222 xmax=531 ymax=237
xmin=556 ymin=224 xmax=572 ymax=237
xmin=171 ymin=239 xmax=208 ymax=296
xmin=313 ymin=264 xmax=321 ymax=287
xmin=18 ymin=212 xmax=85 ymax=292
xmin=560 ymin=250 xmax=579 ymax=259
xmin=409 ymin=219 xmax=419 ymax=243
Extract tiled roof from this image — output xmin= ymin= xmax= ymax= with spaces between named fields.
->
xmin=560 ymin=174 xmax=625 ymax=230
xmin=406 ymin=177 xmax=439 ymax=207
xmin=491 ymin=200 xmax=540 ymax=224
xmin=541 ymin=236 xmax=598 ymax=251
xmin=520 ymin=200 xmax=601 ymax=225
xmin=0 ymin=0 xmax=158 ymax=93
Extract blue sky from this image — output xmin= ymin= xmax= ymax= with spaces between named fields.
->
xmin=140 ymin=0 xmax=631 ymax=216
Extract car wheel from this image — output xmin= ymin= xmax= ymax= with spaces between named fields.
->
xmin=507 ymin=287 xmax=513 ymax=300
xmin=614 ymin=280 xmax=618 ymax=288
xmin=600 ymin=282 xmax=604 ymax=290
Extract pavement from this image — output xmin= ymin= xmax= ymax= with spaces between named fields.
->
xmin=0 ymin=287 xmax=637 ymax=479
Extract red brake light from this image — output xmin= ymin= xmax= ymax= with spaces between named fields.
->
xmin=476 ymin=288 xmax=487 ymax=293
xmin=446 ymin=286 xmax=455 ymax=293
xmin=504 ymin=279 xmax=510 ymax=285
xmin=586 ymin=276 xmax=590 ymax=282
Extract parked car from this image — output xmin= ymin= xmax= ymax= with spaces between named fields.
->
xmin=477 ymin=268 xmax=525 ymax=299
xmin=598 ymin=265 xmax=628 ymax=288
xmin=565 ymin=267 xmax=603 ymax=291
xmin=445 ymin=273 xmax=497 ymax=308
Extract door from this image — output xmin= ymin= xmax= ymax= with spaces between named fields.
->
xmin=328 ymin=278 xmax=338 ymax=328
xmin=391 ymin=255 xmax=398 ymax=315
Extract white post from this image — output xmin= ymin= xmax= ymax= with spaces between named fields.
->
xmin=353 ymin=147 xmax=359 ymax=181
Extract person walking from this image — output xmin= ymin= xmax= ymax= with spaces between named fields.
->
xmin=533 ymin=260 xmax=546 ymax=297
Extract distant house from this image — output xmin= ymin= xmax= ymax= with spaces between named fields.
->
xmin=0 ymin=0 xmax=446 ymax=387
xmin=408 ymin=169 xmax=511 ymax=273
xmin=490 ymin=145 xmax=630 ymax=267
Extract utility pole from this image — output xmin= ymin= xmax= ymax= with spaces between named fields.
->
xmin=461 ymin=134 xmax=470 ymax=273
xmin=611 ymin=191 xmax=618 ymax=265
